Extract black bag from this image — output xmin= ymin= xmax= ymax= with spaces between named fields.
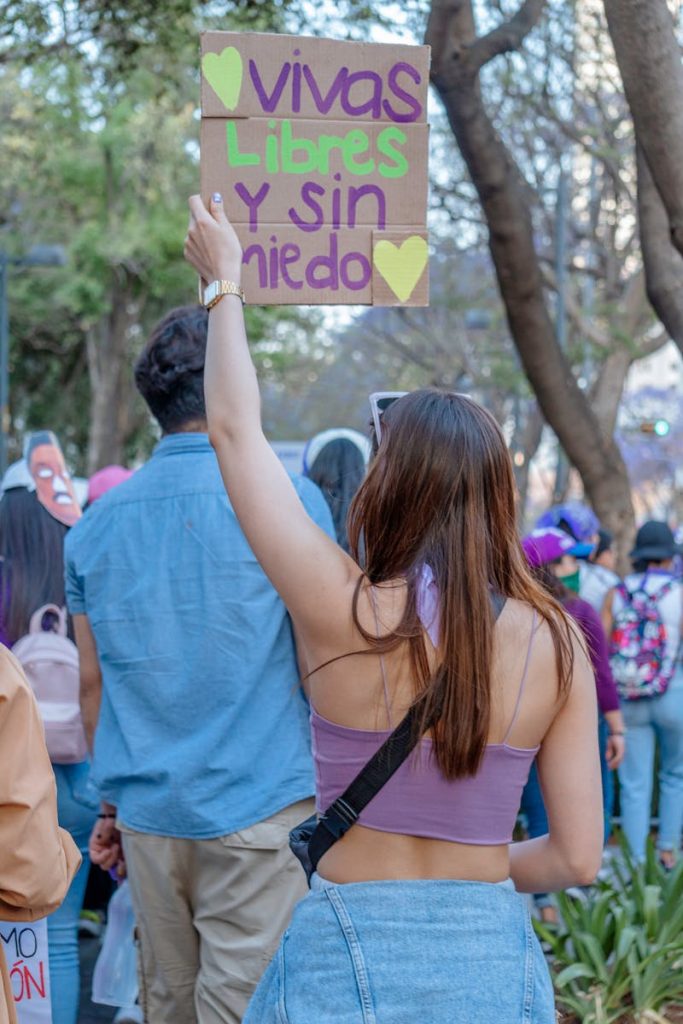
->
xmin=289 ymin=705 xmax=424 ymax=883
xmin=289 ymin=592 xmax=508 ymax=884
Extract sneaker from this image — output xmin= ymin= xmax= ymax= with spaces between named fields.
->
xmin=78 ymin=909 xmax=105 ymax=938
xmin=113 ymin=1008 xmax=143 ymax=1024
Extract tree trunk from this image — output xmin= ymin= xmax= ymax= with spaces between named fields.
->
xmin=512 ymin=401 xmax=543 ymax=524
xmin=637 ymin=145 xmax=683 ymax=354
xmin=425 ymin=0 xmax=636 ymax=554
xmin=86 ymin=273 xmax=140 ymax=474
xmin=603 ymin=0 xmax=683 ymax=258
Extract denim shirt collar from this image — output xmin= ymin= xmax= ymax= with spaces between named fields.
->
xmin=152 ymin=432 xmax=212 ymax=458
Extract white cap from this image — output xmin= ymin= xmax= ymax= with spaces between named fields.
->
xmin=303 ymin=429 xmax=371 ymax=474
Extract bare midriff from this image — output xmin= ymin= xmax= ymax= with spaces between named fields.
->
xmin=319 ymin=825 xmax=511 ymax=884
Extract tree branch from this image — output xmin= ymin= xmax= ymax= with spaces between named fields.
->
xmin=539 ymin=264 xmax=612 ymax=349
xmin=604 ymin=0 xmax=683 ymax=257
xmin=637 ymin=143 xmax=683 ymax=353
xmin=468 ymin=0 xmax=547 ymax=71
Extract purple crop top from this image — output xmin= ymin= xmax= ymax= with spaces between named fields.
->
xmin=311 ymin=569 xmax=539 ymax=845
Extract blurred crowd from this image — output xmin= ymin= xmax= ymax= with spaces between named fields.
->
xmin=1 ymin=303 xmax=682 ymax=1024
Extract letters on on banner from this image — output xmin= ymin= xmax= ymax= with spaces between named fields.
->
xmin=1 ymin=918 xmax=52 ymax=1023
xmin=200 ymin=32 xmax=430 ymax=305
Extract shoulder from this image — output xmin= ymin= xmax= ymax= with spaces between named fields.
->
xmin=497 ymin=598 xmax=557 ymax=658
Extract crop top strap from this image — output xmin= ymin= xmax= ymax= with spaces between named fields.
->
xmin=502 ymin=610 xmax=538 ymax=745
xmin=369 ymin=585 xmax=393 ymax=727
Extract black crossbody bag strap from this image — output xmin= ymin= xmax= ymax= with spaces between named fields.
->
xmin=308 ymin=703 xmax=425 ymax=870
xmin=307 ymin=591 xmax=508 ymax=873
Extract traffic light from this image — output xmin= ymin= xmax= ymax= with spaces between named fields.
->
xmin=640 ymin=419 xmax=670 ymax=437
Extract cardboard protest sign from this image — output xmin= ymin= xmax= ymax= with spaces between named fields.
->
xmin=1 ymin=918 xmax=52 ymax=1023
xmin=200 ymin=32 xmax=430 ymax=305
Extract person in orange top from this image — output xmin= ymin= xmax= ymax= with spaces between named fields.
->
xmin=0 ymin=646 xmax=80 ymax=1024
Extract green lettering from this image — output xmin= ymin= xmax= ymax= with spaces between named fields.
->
xmin=280 ymin=120 xmax=317 ymax=174
xmin=317 ymin=135 xmax=345 ymax=174
xmin=343 ymin=129 xmax=374 ymax=176
xmin=377 ymin=127 xmax=408 ymax=179
xmin=226 ymin=122 xmax=260 ymax=167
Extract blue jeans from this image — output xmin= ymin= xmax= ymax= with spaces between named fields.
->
xmin=245 ymin=875 xmax=555 ymax=1023
xmin=618 ymin=673 xmax=683 ymax=861
xmin=48 ymin=762 xmax=99 ymax=1024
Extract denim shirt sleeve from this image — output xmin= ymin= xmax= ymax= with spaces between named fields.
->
xmin=63 ymin=530 xmax=86 ymax=616
xmin=293 ymin=475 xmax=336 ymax=541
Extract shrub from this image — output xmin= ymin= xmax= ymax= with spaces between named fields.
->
xmin=534 ymin=839 xmax=683 ymax=1023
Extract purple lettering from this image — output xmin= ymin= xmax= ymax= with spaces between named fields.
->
xmin=348 ymin=184 xmax=387 ymax=229
xmin=342 ymin=70 xmax=383 ymax=119
xmin=243 ymin=244 xmax=268 ymax=287
xmin=382 ymin=62 xmax=422 ymax=123
xmin=280 ymin=243 xmax=303 ymax=289
xmin=249 ymin=60 xmax=291 ymax=112
xmin=340 ymin=251 xmax=372 ymax=291
xmin=305 ymin=233 xmax=340 ymax=290
xmin=292 ymin=61 xmax=302 ymax=113
xmin=302 ymin=64 xmax=348 ymax=115
xmin=268 ymin=237 xmax=279 ymax=288
xmin=289 ymin=182 xmax=325 ymax=232
xmin=234 ymin=182 xmax=270 ymax=233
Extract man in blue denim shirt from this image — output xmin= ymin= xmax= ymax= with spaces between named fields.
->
xmin=64 ymin=305 xmax=335 ymax=1024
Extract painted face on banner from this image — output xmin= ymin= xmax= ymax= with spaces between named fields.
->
xmin=26 ymin=433 xmax=82 ymax=527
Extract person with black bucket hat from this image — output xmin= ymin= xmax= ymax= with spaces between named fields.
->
xmin=604 ymin=521 xmax=683 ymax=868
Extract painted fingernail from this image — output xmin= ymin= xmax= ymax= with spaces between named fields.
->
xmin=212 ymin=192 xmax=223 ymax=203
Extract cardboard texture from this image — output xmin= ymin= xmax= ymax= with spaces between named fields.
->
xmin=200 ymin=31 xmax=430 ymax=305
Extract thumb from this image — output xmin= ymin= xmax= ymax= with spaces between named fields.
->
xmin=210 ymin=192 xmax=228 ymax=222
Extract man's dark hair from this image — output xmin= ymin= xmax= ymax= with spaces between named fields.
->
xmin=134 ymin=305 xmax=209 ymax=432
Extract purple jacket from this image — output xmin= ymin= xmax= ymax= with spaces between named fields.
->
xmin=565 ymin=595 xmax=620 ymax=714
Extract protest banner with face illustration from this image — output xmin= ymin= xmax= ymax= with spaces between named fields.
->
xmin=25 ymin=431 xmax=81 ymax=528
xmin=200 ymin=32 xmax=430 ymax=305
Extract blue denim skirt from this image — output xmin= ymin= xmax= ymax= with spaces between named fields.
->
xmin=244 ymin=874 xmax=555 ymax=1023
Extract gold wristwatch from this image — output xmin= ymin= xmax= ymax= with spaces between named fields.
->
xmin=201 ymin=279 xmax=245 ymax=308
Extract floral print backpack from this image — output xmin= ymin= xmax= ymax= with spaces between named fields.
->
xmin=609 ymin=577 xmax=679 ymax=700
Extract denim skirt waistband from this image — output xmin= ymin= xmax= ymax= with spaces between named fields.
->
xmin=244 ymin=874 xmax=555 ymax=1024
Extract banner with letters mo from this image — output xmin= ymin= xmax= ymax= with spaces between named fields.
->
xmin=200 ymin=32 xmax=430 ymax=306
xmin=1 ymin=918 xmax=52 ymax=1023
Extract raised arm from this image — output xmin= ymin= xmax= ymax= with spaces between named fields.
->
xmin=184 ymin=195 xmax=360 ymax=641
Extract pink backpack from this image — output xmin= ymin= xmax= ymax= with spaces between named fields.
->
xmin=12 ymin=604 xmax=88 ymax=763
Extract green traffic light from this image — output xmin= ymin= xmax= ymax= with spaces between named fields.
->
xmin=654 ymin=419 xmax=670 ymax=437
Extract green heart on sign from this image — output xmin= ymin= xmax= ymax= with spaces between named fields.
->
xmin=373 ymin=236 xmax=428 ymax=303
xmin=202 ymin=46 xmax=244 ymax=111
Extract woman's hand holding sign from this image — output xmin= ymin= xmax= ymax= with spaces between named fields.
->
xmin=185 ymin=193 xmax=243 ymax=286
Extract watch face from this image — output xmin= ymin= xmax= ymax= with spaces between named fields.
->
xmin=204 ymin=281 xmax=219 ymax=305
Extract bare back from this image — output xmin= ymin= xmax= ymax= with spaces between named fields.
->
xmin=299 ymin=581 xmax=564 ymax=884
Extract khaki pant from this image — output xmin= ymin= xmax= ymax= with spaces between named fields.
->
xmin=120 ymin=798 xmax=313 ymax=1024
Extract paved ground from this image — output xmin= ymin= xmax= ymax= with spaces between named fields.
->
xmin=78 ymin=935 xmax=115 ymax=1023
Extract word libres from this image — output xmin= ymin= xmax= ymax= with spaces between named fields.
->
xmin=226 ymin=120 xmax=409 ymax=178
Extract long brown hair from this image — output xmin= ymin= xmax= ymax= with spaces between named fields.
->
xmin=347 ymin=389 xmax=574 ymax=781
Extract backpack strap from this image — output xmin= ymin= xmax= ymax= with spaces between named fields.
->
xmin=29 ymin=604 xmax=67 ymax=637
